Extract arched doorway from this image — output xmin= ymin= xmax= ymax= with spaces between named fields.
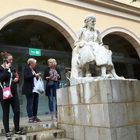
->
xmin=102 ymin=30 xmax=140 ymax=79
xmin=0 ymin=9 xmax=76 ymax=47
xmin=0 ymin=9 xmax=75 ymax=118
xmin=101 ymin=27 xmax=140 ymax=56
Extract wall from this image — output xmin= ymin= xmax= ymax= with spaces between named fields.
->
xmin=0 ymin=0 xmax=139 ymax=37
xmin=57 ymin=80 xmax=140 ymax=140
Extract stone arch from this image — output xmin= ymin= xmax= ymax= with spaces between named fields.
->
xmin=101 ymin=27 xmax=140 ymax=57
xmin=0 ymin=9 xmax=76 ymax=48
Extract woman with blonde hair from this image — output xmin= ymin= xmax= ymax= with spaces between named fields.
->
xmin=44 ymin=58 xmax=61 ymax=121
xmin=22 ymin=58 xmax=41 ymax=123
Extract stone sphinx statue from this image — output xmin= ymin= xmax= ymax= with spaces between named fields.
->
xmin=70 ymin=16 xmax=123 ymax=84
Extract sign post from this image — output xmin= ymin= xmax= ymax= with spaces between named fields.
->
xmin=29 ymin=48 xmax=41 ymax=56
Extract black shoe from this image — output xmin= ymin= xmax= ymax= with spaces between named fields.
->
xmin=34 ymin=117 xmax=41 ymax=122
xmin=5 ymin=132 xmax=12 ymax=138
xmin=15 ymin=130 xmax=26 ymax=135
xmin=28 ymin=118 xmax=34 ymax=123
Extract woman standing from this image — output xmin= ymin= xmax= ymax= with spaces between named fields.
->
xmin=22 ymin=58 xmax=41 ymax=123
xmin=44 ymin=58 xmax=61 ymax=121
xmin=0 ymin=52 xmax=25 ymax=138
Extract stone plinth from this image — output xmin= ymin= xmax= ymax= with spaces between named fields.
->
xmin=57 ymin=79 xmax=140 ymax=140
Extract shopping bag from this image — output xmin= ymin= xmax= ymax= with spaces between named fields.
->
xmin=2 ymin=86 xmax=13 ymax=100
xmin=33 ymin=77 xmax=45 ymax=95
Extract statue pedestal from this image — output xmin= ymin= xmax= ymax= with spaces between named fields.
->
xmin=57 ymin=79 xmax=140 ymax=140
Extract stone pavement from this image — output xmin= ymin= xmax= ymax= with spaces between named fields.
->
xmin=0 ymin=115 xmax=53 ymax=134
xmin=0 ymin=115 xmax=71 ymax=140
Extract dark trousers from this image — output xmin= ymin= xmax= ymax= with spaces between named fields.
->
xmin=0 ymin=95 xmax=20 ymax=133
xmin=26 ymin=93 xmax=39 ymax=118
xmin=47 ymin=82 xmax=58 ymax=113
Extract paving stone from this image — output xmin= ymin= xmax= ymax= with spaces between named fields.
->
xmin=58 ymin=106 xmax=75 ymax=124
xmin=108 ymin=103 xmax=128 ymax=127
xmin=0 ymin=115 xmax=57 ymax=136
xmin=54 ymin=138 xmax=73 ymax=140
xmin=73 ymin=125 xmax=84 ymax=140
xmin=74 ymin=105 xmax=91 ymax=126
xmin=116 ymin=126 xmax=137 ymax=140
xmin=133 ymin=80 xmax=140 ymax=102
xmin=90 ymin=104 xmax=110 ymax=127
xmin=0 ymin=129 xmax=65 ymax=140
xmin=83 ymin=82 xmax=101 ymax=104
xmin=69 ymin=85 xmax=83 ymax=105
xmin=58 ymin=124 xmax=73 ymax=139
xmin=85 ymin=126 xmax=98 ymax=140
xmin=57 ymin=88 xmax=69 ymax=106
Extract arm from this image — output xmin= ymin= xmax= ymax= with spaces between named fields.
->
xmin=44 ymin=67 xmax=50 ymax=80
xmin=56 ymin=68 xmax=61 ymax=80
xmin=13 ymin=70 xmax=19 ymax=83
xmin=23 ymin=67 xmax=34 ymax=80
xmin=96 ymin=30 xmax=103 ymax=45
xmin=11 ymin=66 xmax=19 ymax=83
xmin=74 ymin=28 xmax=84 ymax=47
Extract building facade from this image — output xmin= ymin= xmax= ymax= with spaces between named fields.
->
xmin=0 ymin=0 xmax=139 ymax=118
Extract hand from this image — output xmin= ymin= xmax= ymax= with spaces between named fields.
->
xmin=32 ymin=71 xmax=36 ymax=75
xmin=46 ymin=76 xmax=50 ymax=80
xmin=13 ymin=78 xmax=19 ymax=83
xmin=37 ymin=72 xmax=42 ymax=76
xmin=4 ymin=63 xmax=11 ymax=69
xmin=57 ymin=74 xmax=60 ymax=78
xmin=35 ymin=73 xmax=41 ymax=77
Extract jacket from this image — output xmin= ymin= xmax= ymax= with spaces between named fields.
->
xmin=22 ymin=65 xmax=36 ymax=95
xmin=0 ymin=65 xmax=19 ymax=101
xmin=44 ymin=66 xmax=61 ymax=96
xmin=44 ymin=67 xmax=61 ymax=82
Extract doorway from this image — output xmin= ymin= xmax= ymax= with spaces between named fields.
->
xmin=0 ymin=19 xmax=72 ymax=118
xmin=103 ymin=34 xmax=140 ymax=79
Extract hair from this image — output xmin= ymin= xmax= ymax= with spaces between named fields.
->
xmin=27 ymin=58 xmax=37 ymax=65
xmin=48 ymin=58 xmax=57 ymax=65
xmin=0 ymin=51 xmax=12 ymax=61
xmin=84 ymin=15 xmax=96 ymax=24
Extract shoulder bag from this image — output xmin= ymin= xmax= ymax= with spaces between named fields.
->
xmin=0 ymin=72 xmax=13 ymax=100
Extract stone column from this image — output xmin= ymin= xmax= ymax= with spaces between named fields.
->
xmin=57 ymin=80 xmax=140 ymax=140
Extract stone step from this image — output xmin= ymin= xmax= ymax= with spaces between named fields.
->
xmin=0 ymin=121 xmax=58 ymax=136
xmin=0 ymin=115 xmax=55 ymax=136
xmin=0 ymin=129 xmax=65 ymax=140
xmin=54 ymin=138 xmax=72 ymax=140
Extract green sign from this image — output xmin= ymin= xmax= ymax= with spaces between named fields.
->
xmin=29 ymin=48 xmax=41 ymax=56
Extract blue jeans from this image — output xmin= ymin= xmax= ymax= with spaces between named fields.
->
xmin=47 ymin=82 xmax=58 ymax=113
xmin=26 ymin=93 xmax=39 ymax=118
